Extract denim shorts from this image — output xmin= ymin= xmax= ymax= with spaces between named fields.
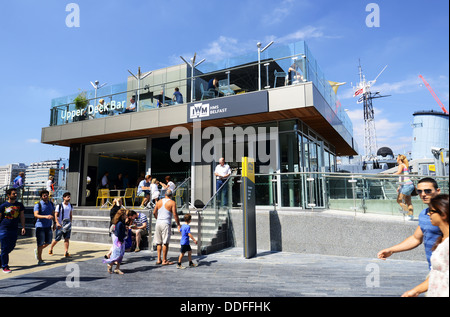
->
xmin=54 ymin=227 xmax=71 ymax=241
xmin=400 ymin=183 xmax=415 ymax=196
xmin=36 ymin=227 xmax=53 ymax=247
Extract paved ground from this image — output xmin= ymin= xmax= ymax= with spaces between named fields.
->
xmin=0 ymin=236 xmax=429 ymax=301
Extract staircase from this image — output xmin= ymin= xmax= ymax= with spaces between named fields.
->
xmin=58 ymin=205 xmax=231 ymax=255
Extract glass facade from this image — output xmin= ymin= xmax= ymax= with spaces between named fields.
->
xmin=48 ymin=41 xmax=353 ymax=140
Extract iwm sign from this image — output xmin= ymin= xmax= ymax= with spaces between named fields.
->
xmin=187 ymin=91 xmax=268 ymax=122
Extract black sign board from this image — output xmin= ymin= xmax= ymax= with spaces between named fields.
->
xmin=187 ymin=90 xmax=268 ymax=122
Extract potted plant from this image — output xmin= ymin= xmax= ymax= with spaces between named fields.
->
xmin=73 ymin=91 xmax=89 ymax=121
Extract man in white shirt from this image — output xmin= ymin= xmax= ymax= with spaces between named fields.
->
xmin=49 ymin=192 xmax=73 ymax=257
xmin=124 ymin=96 xmax=137 ymax=113
xmin=214 ymin=158 xmax=231 ymax=206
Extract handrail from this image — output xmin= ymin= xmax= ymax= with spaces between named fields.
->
xmin=173 ymin=177 xmax=190 ymax=194
xmin=200 ymin=176 xmax=232 ymax=214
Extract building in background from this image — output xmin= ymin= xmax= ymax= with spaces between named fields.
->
xmin=0 ymin=163 xmax=27 ymax=187
xmin=24 ymin=159 xmax=68 ymax=190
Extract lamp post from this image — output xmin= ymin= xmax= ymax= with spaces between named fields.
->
xmin=127 ymin=67 xmax=152 ymax=111
xmin=257 ymin=41 xmax=274 ymax=91
xmin=180 ymin=53 xmax=205 ymax=102
xmin=90 ymin=80 xmax=107 ymax=107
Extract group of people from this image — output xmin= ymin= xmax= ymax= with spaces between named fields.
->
xmin=377 ymin=177 xmax=448 ymax=297
xmin=137 ymin=175 xmax=176 ymax=209
xmin=103 ymin=188 xmax=197 ymax=274
xmin=0 ymin=188 xmax=73 ymax=272
xmin=0 ymin=165 xmax=448 ymax=296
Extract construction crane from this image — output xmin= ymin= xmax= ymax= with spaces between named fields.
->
xmin=419 ymin=75 xmax=448 ymax=114
xmin=353 ymin=62 xmax=390 ymax=164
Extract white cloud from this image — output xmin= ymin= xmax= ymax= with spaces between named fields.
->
xmin=26 ymin=138 xmax=40 ymax=143
xmin=262 ymin=0 xmax=296 ymax=26
xmin=346 ymin=107 xmax=411 ymax=155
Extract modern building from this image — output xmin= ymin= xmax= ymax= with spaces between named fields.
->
xmin=41 ymin=40 xmax=358 ymax=208
xmin=25 ymin=159 xmax=68 ymax=190
xmin=0 ymin=163 xmax=27 ymax=187
xmin=411 ymin=110 xmax=449 ymax=160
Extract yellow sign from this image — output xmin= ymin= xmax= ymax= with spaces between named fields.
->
xmin=429 ymin=164 xmax=436 ymax=172
xmin=242 ymin=157 xmax=255 ymax=183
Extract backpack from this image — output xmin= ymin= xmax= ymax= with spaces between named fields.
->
xmin=36 ymin=200 xmax=55 ymax=215
xmin=55 ymin=203 xmax=73 ymax=221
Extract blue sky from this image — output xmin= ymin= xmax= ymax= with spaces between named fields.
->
xmin=0 ymin=0 xmax=448 ymax=166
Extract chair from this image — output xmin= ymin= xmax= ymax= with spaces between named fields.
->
xmin=122 ymin=188 xmax=135 ymax=208
xmin=96 ymin=189 xmax=112 ymax=209
xmin=174 ymin=187 xmax=185 ymax=208
xmin=201 ymin=83 xmax=216 ymax=100
xmin=274 ymin=70 xmax=287 ymax=88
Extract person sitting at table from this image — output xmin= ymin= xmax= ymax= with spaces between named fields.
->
xmin=208 ymin=77 xmax=219 ymax=96
xmin=137 ymin=175 xmax=152 ymax=208
xmin=124 ymin=96 xmax=137 ymax=113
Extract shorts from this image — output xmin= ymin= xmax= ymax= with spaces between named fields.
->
xmin=138 ymin=190 xmax=150 ymax=197
xmin=36 ymin=227 xmax=53 ymax=247
xmin=400 ymin=183 xmax=415 ymax=196
xmin=54 ymin=227 xmax=71 ymax=241
xmin=154 ymin=222 xmax=171 ymax=245
xmin=132 ymin=228 xmax=148 ymax=237
xmin=180 ymin=244 xmax=192 ymax=254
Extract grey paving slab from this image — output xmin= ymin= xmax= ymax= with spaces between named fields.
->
xmin=0 ymin=247 xmax=428 ymax=299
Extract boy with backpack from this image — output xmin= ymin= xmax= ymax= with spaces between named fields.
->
xmin=49 ymin=192 xmax=73 ymax=257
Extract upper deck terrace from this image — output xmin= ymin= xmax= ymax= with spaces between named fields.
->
xmin=42 ymin=41 xmax=357 ymax=156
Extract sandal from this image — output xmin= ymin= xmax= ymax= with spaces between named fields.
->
xmin=114 ymin=269 xmax=124 ymax=275
xmin=107 ymin=264 xmax=113 ymax=274
xmin=162 ymin=261 xmax=174 ymax=266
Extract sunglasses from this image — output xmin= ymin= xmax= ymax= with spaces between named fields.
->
xmin=427 ymin=209 xmax=441 ymax=216
xmin=416 ymin=189 xmax=433 ymax=195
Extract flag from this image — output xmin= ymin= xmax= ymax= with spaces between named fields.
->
xmin=353 ymin=88 xmax=364 ymax=97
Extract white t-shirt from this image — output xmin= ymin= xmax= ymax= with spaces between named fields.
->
xmin=46 ymin=180 xmax=53 ymax=191
xmin=215 ymin=164 xmax=231 ymax=179
xmin=56 ymin=202 xmax=72 ymax=222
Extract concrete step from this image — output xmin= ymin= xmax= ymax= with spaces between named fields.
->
xmin=28 ymin=207 xmax=232 ymax=254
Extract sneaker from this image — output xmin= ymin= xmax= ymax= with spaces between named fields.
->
xmin=177 ymin=264 xmax=186 ymax=270
xmin=49 ymin=249 xmax=53 ymax=255
xmin=38 ymin=260 xmax=46 ymax=266
xmin=2 ymin=266 xmax=11 ymax=273
xmin=64 ymin=252 xmax=71 ymax=258
xmin=189 ymin=262 xmax=197 ymax=268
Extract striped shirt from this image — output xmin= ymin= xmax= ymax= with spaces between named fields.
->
xmin=134 ymin=212 xmax=149 ymax=232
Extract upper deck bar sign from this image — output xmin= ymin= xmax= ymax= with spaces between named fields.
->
xmin=188 ymin=90 xmax=268 ymax=122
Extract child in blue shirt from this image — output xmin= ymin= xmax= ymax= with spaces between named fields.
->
xmin=177 ymin=214 xmax=197 ymax=269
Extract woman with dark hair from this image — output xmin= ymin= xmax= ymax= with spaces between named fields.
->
xmin=402 ymin=194 xmax=449 ymax=297
xmin=103 ymin=209 xmax=127 ymax=274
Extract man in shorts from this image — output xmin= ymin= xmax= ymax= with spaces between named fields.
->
xmin=153 ymin=190 xmax=181 ymax=265
xmin=49 ymin=192 xmax=73 ymax=257
xmin=34 ymin=190 xmax=55 ymax=265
